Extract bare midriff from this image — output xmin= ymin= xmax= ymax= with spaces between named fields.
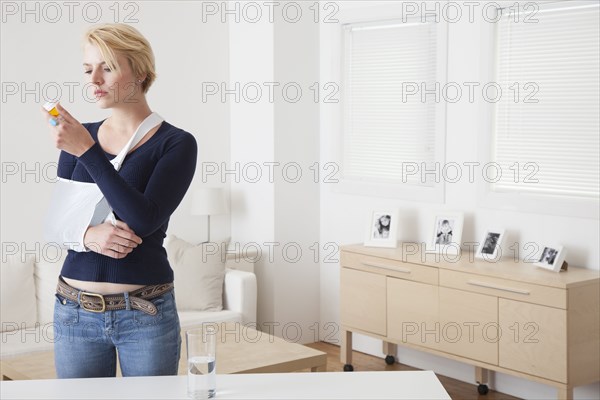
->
xmin=62 ymin=277 xmax=146 ymax=295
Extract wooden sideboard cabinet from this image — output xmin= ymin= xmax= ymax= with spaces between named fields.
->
xmin=339 ymin=243 xmax=600 ymax=400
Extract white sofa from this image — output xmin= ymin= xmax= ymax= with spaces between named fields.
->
xmin=0 ymin=239 xmax=257 ymax=359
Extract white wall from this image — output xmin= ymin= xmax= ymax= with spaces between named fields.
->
xmin=229 ymin=1 xmax=321 ymax=342
xmin=229 ymin=11 xmax=277 ymax=329
xmin=0 ymin=2 xmax=230 ymax=257
xmin=273 ymin=4 xmax=321 ymax=342
xmin=319 ymin=1 xmax=599 ymax=399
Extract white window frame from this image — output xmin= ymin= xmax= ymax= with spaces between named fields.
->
xmin=327 ymin=4 xmax=449 ymax=203
xmin=477 ymin=0 xmax=600 ymax=219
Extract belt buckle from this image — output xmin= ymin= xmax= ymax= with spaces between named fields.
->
xmin=80 ymin=291 xmax=106 ymax=313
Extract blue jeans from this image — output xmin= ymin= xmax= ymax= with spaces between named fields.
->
xmin=53 ymin=287 xmax=181 ymax=378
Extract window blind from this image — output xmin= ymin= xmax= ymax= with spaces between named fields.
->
xmin=342 ymin=20 xmax=440 ymax=186
xmin=493 ymin=2 xmax=600 ymax=199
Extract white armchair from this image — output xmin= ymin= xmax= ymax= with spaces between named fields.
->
xmin=223 ymin=269 xmax=257 ymax=325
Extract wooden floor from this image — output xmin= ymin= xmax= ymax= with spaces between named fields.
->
xmin=304 ymin=342 xmax=521 ymax=400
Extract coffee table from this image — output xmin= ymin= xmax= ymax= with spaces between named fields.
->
xmin=1 ymin=322 xmax=326 ymax=380
xmin=1 ymin=351 xmax=55 ymax=381
xmin=1 ymin=371 xmax=451 ymax=399
xmin=180 ymin=322 xmax=327 ymax=374
xmin=0 ymin=371 xmax=450 ymax=400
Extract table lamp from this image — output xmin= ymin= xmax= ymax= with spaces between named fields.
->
xmin=191 ymin=188 xmax=228 ymax=243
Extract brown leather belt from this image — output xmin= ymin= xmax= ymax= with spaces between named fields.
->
xmin=56 ymin=277 xmax=174 ymax=316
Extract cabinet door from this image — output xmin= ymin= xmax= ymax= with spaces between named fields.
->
xmin=438 ymin=287 xmax=498 ymax=364
xmin=387 ymin=277 xmax=439 ymax=350
xmin=340 ymin=267 xmax=386 ymax=336
xmin=499 ymin=299 xmax=567 ymax=383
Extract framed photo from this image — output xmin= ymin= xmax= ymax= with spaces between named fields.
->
xmin=535 ymin=245 xmax=567 ymax=272
xmin=428 ymin=212 xmax=464 ymax=254
xmin=364 ymin=210 xmax=398 ymax=248
xmin=475 ymin=229 xmax=506 ymax=261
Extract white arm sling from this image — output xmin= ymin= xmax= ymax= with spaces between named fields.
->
xmin=43 ymin=112 xmax=164 ymax=252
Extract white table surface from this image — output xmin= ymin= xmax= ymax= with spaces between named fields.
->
xmin=1 ymin=371 xmax=450 ymax=399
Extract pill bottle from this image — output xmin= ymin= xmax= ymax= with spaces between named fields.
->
xmin=43 ymin=101 xmax=60 ymax=117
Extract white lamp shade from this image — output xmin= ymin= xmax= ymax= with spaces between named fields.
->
xmin=191 ymin=188 xmax=228 ymax=216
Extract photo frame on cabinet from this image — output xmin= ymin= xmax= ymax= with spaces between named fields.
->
xmin=475 ymin=229 xmax=506 ymax=261
xmin=427 ymin=212 xmax=464 ymax=255
xmin=364 ymin=210 xmax=398 ymax=248
xmin=534 ymin=245 xmax=567 ymax=272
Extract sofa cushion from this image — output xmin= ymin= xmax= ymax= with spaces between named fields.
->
xmin=1 ymin=254 xmax=37 ymax=332
xmin=0 ymin=323 xmax=56 ymax=358
xmin=165 ymin=235 xmax=228 ymax=312
xmin=34 ymin=248 xmax=67 ymax=325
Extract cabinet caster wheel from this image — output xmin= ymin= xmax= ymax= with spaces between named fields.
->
xmin=385 ymin=355 xmax=395 ymax=365
xmin=343 ymin=364 xmax=354 ymax=372
xmin=477 ymin=384 xmax=489 ymax=395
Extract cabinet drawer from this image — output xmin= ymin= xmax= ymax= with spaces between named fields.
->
xmin=499 ymin=299 xmax=567 ymax=382
xmin=340 ymin=267 xmax=386 ymax=336
xmin=387 ymin=277 xmax=439 ymax=350
xmin=440 ymin=270 xmax=566 ymax=309
xmin=342 ymin=252 xmax=438 ymax=285
xmin=438 ymin=287 xmax=498 ymax=365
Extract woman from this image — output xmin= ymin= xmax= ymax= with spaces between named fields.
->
xmin=373 ymin=214 xmax=391 ymax=239
xmin=41 ymin=23 xmax=197 ymax=378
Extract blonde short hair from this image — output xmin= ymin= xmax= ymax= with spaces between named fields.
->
xmin=84 ymin=23 xmax=156 ymax=94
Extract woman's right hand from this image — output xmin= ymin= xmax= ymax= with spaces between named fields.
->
xmin=83 ymin=220 xmax=143 ymax=259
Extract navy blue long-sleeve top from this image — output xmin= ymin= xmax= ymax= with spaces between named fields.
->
xmin=57 ymin=119 xmax=197 ymax=284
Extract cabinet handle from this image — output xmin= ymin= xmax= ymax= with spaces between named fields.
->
xmin=361 ymin=261 xmax=411 ymax=274
xmin=467 ymin=280 xmax=530 ymax=295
